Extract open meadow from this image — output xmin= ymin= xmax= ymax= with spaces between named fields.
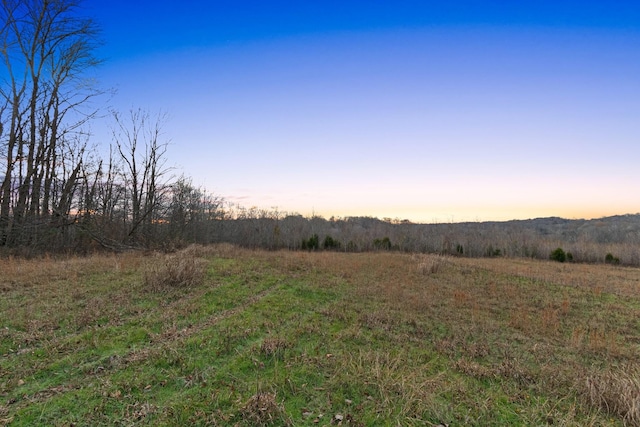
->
xmin=1 ymin=245 xmax=639 ymax=426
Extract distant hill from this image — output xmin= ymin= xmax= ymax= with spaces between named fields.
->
xmin=212 ymin=213 xmax=640 ymax=265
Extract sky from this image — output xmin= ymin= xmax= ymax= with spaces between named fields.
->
xmin=84 ymin=1 xmax=640 ymax=223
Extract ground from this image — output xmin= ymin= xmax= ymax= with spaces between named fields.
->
xmin=1 ymin=245 xmax=639 ymax=426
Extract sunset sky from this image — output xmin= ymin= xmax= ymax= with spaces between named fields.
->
xmin=87 ymin=1 xmax=640 ymax=223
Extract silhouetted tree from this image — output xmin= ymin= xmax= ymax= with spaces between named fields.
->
xmin=0 ymin=0 xmax=102 ymax=248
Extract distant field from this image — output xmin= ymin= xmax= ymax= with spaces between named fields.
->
xmin=1 ymin=245 xmax=639 ymax=426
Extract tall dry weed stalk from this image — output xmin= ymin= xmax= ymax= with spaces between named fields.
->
xmin=453 ymin=290 xmax=469 ymax=307
xmin=540 ymin=305 xmax=560 ymax=335
xmin=570 ymin=326 xmax=586 ymax=348
xmin=509 ymin=304 xmax=530 ymax=332
xmin=560 ymin=296 xmax=570 ymax=316
xmin=570 ymin=326 xmax=620 ymax=356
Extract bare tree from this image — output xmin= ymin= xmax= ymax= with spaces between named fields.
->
xmin=110 ymin=109 xmax=170 ymax=246
xmin=167 ymin=175 xmax=223 ymax=244
xmin=0 ymin=0 xmax=102 ymax=247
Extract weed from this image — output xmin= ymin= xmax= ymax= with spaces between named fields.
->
xmin=416 ymin=254 xmax=447 ymax=274
xmin=453 ymin=290 xmax=469 ymax=307
xmin=508 ymin=304 xmax=531 ymax=332
xmin=260 ymin=337 xmax=289 ymax=358
xmin=570 ymin=326 xmax=586 ymax=348
xmin=454 ymin=358 xmax=493 ymax=380
xmin=560 ymin=296 xmax=571 ymax=316
xmin=143 ymin=247 xmax=207 ymax=291
xmin=587 ymin=327 xmax=620 ymax=355
xmin=540 ymin=305 xmax=560 ymax=335
xmin=240 ymin=391 xmax=289 ymax=426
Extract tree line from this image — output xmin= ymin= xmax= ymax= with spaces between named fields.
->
xmin=0 ymin=0 xmax=222 ymax=254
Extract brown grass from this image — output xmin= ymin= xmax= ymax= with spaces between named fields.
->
xmin=260 ymin=337 xmax=290 ymax=358
xmin=586 ymin=364 xmax=640 ymax=425
xmin=415 ymin=253 xmax=449 ymax=275
xmin=240 ymin=391 xmax=289 ymax=426
xmin=143 ymin=246 xmax=208 ymax=291
xmin=455 ymin=256 xmax=640 ymax=298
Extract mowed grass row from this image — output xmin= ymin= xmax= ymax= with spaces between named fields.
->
xmin=1 ymin=245 xmax=639 ymax=426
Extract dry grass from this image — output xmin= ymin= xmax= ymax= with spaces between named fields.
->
xmin=586 ymin=364 xmax=640 ymax=425
xmin=455 ymin=256 xmax=640 ymax=298
xmin=143 ymin=246 xmax=208 ymax=291
xmin=415 ymin=253 xmax=449 ymax=275
xmin=259 ymin=337 xmax=290 ymax=358
xmin=240 ymin=391 xmax=289 ymax=426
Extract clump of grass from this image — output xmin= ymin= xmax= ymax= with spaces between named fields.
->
xmin=259 ymin=337 xmax=289 ymax=358
xmin=453 ymin=289 xmax=469 ymax=307
xmin=240 ymin=391 xmax=289 ymax=426
xmin=416 ymin=254 xmax=447 ymax=274
xmin=143 ymin=248 xmax=207 ymax=291
xmin=454 ymin=357 xmax=493 ymax=380
xmin=585 ymin=364 xmax=640 ymax=426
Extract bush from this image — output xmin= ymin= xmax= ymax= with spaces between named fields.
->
xmin=484 ymin=245 xmax=502 ymax=257
xmin=373 ymin=237 xmax=392 ymax=251
xmin=144 ymin=249 xmax=207 ymax=291
xmin=345 ymin=241 xmax=358 ymax=252
xmin=302 ymin=234 xmax=319 ymax=251
xmin=566 ymin=252 xmax=573 ymax=262
xmin=550 ymin=247 xmax=566 ymax=263
xmin=323 ymin=235 xmax=340 ymax=250
xmin=605 ymin=253 xmax=620 ymax=265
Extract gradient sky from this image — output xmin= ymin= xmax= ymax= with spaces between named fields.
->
xmin=85 ymin=1 xmax=640 ymax=223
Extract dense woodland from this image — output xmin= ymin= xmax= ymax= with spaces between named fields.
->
xmin=1 ymin=1 xmax=638 ymax=265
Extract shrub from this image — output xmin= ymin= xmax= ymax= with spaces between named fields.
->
xmin=550 ymin=247 xmax=566 ymax=263
xmin=323 ymin=235 xmax=340 ymax=250
xmin=566 ymin=252 xmax=573 ymax=262
xmin=301 ymin=234 xmax=319 ymax=251
xmin=345 ymin=241 xmax=358 ymax=252
xmin=605 ymin=253 xmax=620 ymax=265
xmin=144 ymin=250 xmax=207 ymax=291
xmin=373 ymin=237 xmax=392 ymax=250
xmin=484 ymin=245 xmax=502 ymax=257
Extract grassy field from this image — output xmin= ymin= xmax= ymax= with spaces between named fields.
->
xmin=1 ymin=245 xmax=639 ymax=426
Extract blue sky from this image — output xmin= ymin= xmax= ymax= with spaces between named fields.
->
xmin=86 ymin=1 xmax=640 ymax=222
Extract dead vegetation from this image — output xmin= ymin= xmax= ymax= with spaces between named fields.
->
xmin=586 ymin=364 xmax=640 ymax=425
xmin=240 ymin=391 xmax=289 ymax=426
xmin=143 ymin=246 xmax=209 ymax=291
